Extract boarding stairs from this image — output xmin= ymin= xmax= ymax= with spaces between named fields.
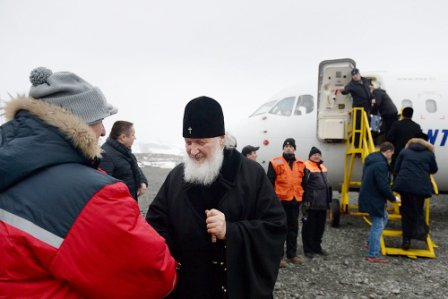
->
xmin=330 ymin=108 xmax=376 ymax=224
xmin=333 ymin=107 xmax=438 ymax=258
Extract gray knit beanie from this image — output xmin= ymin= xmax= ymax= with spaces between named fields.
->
xmin=29 ymin=67 xmax=118 ymax=124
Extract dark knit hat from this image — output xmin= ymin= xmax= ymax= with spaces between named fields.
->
xmin=242 ymin=145 xmax=259 ymax=156
xmin=402 ymin=107 xmax=414 ymax=118
xmin=183 ymin=96 xmax=225 ymax=138
xmin=282 ymin=138 xmax=296 ymax=150
xmin=29 ymin=67 xmax=117 ymax=124
xmin=351 ymin=68 xmax=360 ymax=76
xmin=308 ymin=146 xmax=322 ymax=158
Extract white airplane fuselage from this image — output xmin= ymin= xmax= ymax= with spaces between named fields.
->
xmin=230 ymin=59 xmax=448 ymax=193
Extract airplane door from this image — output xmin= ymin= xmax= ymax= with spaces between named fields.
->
xmin=317 ymin=58 xmax=356 ymax=142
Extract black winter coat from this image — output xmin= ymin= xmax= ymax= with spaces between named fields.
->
xmin=359 ymin=152 xmax=396 ymax=217
xmin=99 ymin=138 xmax=147 ymax=200
xmin=146 ymin=149 xmax=287 ymax=299
xmin=393 ymin=139 xmax=438 ymax=197
xmin=302 ymin=160 xmax=330 ymax=210
xmin=386 ymin=118 xmax=422 ymax=156
xmin=371 ymin=88 xmax=398 ymax=116
xmin=342 ymin=77 xmax=372 ymax=112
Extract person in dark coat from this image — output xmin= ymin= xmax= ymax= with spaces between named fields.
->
xmin=99 ymin=121 xmax=148 ymax=201
xmin=301 ymin=146 xmax=330 ymax=259
xmin=386 ymin=106 xmax=422 ymax=169
xmin=335 ymin=68 xmax=373 ymax=146
xmin=146 ymin=96 xmax=287 ymax=299
xmin=370 ymin=83 xmax=398 ymax=138
xmin=393 ymin=135 xmax=438 ymax=249
xmin=359 ymin=142 xmax=398 ymax=263
xmin=337 ymin=68 xmax=373 ymax=113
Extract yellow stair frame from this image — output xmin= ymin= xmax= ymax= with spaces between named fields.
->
xmin=380 ymin=177 xmax=439 ymax=259
xmin=340 ymin=108 xmax=376 ymax=217
xmin=340 ymin=108 xmax=439 ymax=258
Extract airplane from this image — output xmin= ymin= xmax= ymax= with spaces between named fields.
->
xmin=230 ymin=58 xmax=448 ymax=193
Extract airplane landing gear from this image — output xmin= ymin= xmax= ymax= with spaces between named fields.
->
xmin=330 ymin=198 xmax=340 ymax=227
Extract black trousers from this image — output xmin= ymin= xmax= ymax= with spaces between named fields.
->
xmin=301 ymin=209 xmax=327 ymax=254
xmin=400 ymin=193 xmax=427 ymax=241
xmin=381 ymin=113 xmax=398 ymax=139
xmin=281 ymin=200 xmax=301 ymax=258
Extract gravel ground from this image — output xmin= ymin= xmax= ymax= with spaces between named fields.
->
xmin=139 ymin=166 xmax=448 ymax=299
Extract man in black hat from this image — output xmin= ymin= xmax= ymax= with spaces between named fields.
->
xmin=301 ymin=146 xmax=330 ymax=259
xmin=267 ymin=138 xmax=305 ymax=268
xmin=146 ymin=96 xmax=287 ymax=299
xmin=386 ymin=107 xmax=423 ymax=169
xmin=336 ymin=68 xmax=373 ymax=113
xmin=335 ymin=68 xmax=373 ymax=146
xmin=242 ymin=145 xmax=260 ymax=161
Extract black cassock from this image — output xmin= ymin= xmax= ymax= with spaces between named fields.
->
xmin=146 ymin=149 xmax=287 ymax=299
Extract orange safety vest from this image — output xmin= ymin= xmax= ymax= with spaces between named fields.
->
xmin=304 ymin=160 xmax=328 ymax=174
xmin=271 ymin=156 xmax=305 ymax=201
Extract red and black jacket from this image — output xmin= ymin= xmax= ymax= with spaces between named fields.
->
xmin=0 ymin=97 xmax=177 ymax=298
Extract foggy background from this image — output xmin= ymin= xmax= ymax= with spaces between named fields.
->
xmin=1 ymin=0 xmax=447 ymax=151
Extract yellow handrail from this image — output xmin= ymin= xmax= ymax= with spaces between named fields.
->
xmin=340 ymin=108 xmax=376 ymax=213
xmin=430 ymin=175 xmax=439 ymax=195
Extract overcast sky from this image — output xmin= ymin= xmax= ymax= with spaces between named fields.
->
xmin=1 ymin=0 xmax=447 ymax=148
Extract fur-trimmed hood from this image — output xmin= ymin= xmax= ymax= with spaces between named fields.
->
xmin=1 ymin=97 xmax=102 ymax=191
xmin=405 ymin=138 xmax=434 ymax=153
xmin=5 ymin=96 xmax=101 ymax=159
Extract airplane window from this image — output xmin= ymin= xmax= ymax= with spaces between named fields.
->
xmin=295 ymin=95 xmax=314 ymax=115
xmin=269 ymin=97 xmax=295 ymax=116
xmin=401 ymin=99 xmax=413 ymax=109
xmin=425 ymin=99 xmax=437 ymax=113
xmin=250 ymin=100 xmax=276 ymax=117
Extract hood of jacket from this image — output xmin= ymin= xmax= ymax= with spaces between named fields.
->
xmin=0 ymin=96 xmax=101 ymax=191
xmin=405 ymin=138 xmax=434 ymax=152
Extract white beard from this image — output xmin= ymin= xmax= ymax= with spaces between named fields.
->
xmin=184 ymin=142 xmax=224 ymax=186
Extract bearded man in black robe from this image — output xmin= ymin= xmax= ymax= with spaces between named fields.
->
xmin=146 ymin=96 xmax=287 ymax=299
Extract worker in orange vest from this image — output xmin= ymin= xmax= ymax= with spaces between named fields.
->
xmin=267 ymin=138 xmax=305 ymax=268
xmin=301 ymin=146 xmax=331 ymax=259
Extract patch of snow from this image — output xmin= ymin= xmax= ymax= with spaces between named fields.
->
xmin=141 ymin=161 xmax=178 ymax=169
xmin=134 ymin=141 xmax=183 ymax=155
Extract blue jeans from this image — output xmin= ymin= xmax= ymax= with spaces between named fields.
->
xmin=368 ymin=211 xmax=388 ymax=258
